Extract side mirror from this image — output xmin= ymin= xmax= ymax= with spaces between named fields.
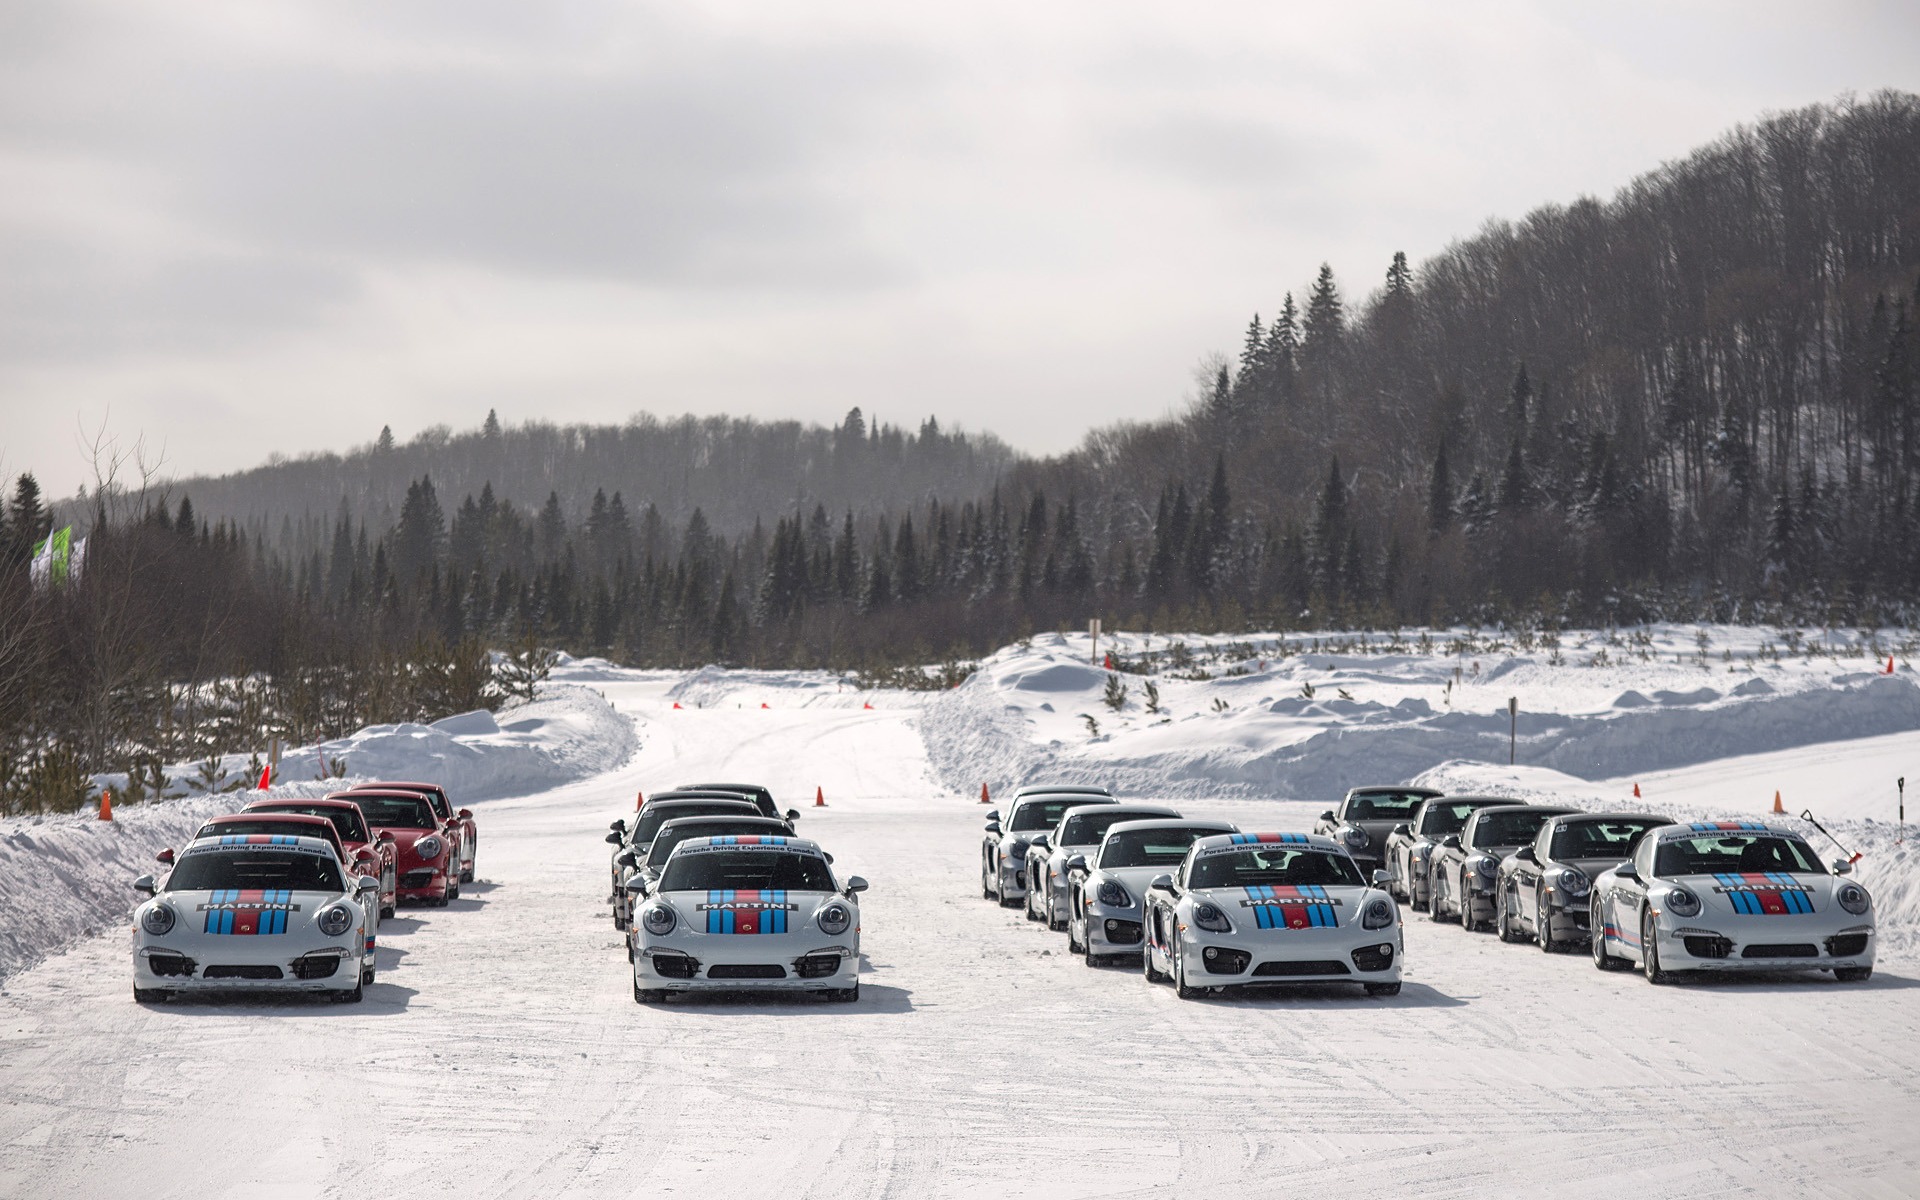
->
xmin=785 ymin=808 xmax=802 ymax=821
xmin=378 ymin=831 xmax=395 ymax=843
xmin=1441 ymin=835 xmax=1462 ymax=850
xmin=155 ymin=848 xmax=175 ymax=865
xmin=1391 ymin=824 xmax=1411 ymax=838
xmin=1371 ymin=869 xmax=1390 ymax=887
xmin=984 ymin=810 xmax=999 ymax=822
xmin=458 ymin=808 xmax=472 ymax=820
xmin=1515 ymin=846 xmax=1538 ymax=864
xmin=1148 ymin=874 xmax=1175 ymax=893
xmin=845 ymin=876 xmax=869 ymax=894
xmin=622 ymin=878 xmax=648 ymax=894
xmin=134 ymin=874 xmax=157 ymax=897
xmin=609 ymin=820 xmax=627 ymax=832
xmin=1319 ymin=810 xmax=1336 ymax=823
xmin=356 ymin=875 xmax=381 ymax=894
xmin=985 ymin=822 xmax=1002 ymax=835
xmin=1066 ymin=854 xmax=1089 ymax=874
xmin=604 ymin=832 xmax=623 ymax=845
xmin=823 ymin=852 xmax=835 ymax=864
xmin=616 ymin=850 xmax=636 ymax=867
xmin=1032 ymin=834 xmax=1051 ymax=850
xmin=1831 ymin=860 xmax=1854 ymax=876
xmin=1616 ymin=863 xmax=1641 ymax=883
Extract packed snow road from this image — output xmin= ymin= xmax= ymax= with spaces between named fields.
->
xmin=2 ymin=680 xmax=1918 ymax=1199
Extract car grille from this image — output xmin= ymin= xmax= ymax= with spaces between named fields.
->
xmin=1683 ymin=935 xmax=1734 ymax=959
xmin=203 ymin=964 xmax=283 ymax=980
xmin=401 ymin=870 xmax=435 ymax=887
xmin=793 ymin=954 xmax=841 ymax=979
xmin=291 ymin=955 xmax=342 ymax=980
xmin=1102 ymin=919 xmax=1143 ymax=945
xmin=146 ymin=953 xmax=196 ymax=978
xmin=650 ymin=953 xmax=699 ymax=979
xmin=707 ymin=964 xmax=786 ymax=979
xmin=1252 ymin=959 xmax=1351 ymax=977
xmin=1199 ymin=947 xmax=1252 ymax=974
xmin=1350 ymin=943 xmax=1396 ymax=972
xmin=1826 ymin=933 xmax=1870 ymax=957
xmin=1741 ymin=943 xmax=1819 ymax=959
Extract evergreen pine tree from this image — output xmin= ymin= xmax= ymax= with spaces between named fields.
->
xmin=1428 ymin=443 xmax=1452 ymax=535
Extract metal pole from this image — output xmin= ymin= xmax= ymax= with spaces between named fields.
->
xmin=1900 ymin=777 xmax=1906 ymax=845
xmin=1508 ymin=697 xmax=1518 ymax=765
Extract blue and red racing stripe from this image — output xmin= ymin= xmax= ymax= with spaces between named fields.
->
xmin=1242 ymin=885 xmax=1338 ymax=929
xmin=1713 ymin=872 xmax=1815 ymax=915
xmin=200 ymin=888 xmax=294 ymax=934
xmin=1688 ymin=822 xmax=1770 ymax=833
xmin=708 ymin=836 xmax=788 ymax=848
xmin=702 ymin=889 xmax=791 ymax=934
xmin=1230 ymin=833 xmax=1310 ymax=846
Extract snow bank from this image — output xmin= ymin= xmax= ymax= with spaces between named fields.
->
xmin=0 ymin=684 xmax=635 ymax=982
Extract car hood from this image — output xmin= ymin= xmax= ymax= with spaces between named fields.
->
xmin=1346 ymin=819 xmax=1404 ymax=845
xmin=1192 ymin=884 xmax=1368 ymax=931
xmin=1672 ymin=871 xmax=1838 ymax=919
xmin=651 ymin=889 xmax=845 ymax=935
xmin=150 ymin=888 xmax=348 ymax=937
xmin=1559 ymin=855 xmax=1626 ymax=880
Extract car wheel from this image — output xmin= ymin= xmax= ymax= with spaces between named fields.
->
xmin=330 ymin=983 xmax=365 ymax=1004
xmin=448 ymin=880 xmax=460 ymax=902
xmin=361 ymin=965 xmax=376 ymax=986
xmin=1173 ymin=942 xmax=1204 ymax=1001
xmin=1460 ymin=875 xmax=1480 ymax=931
xmin=1429 ymin=875 xmax=1449 ymax=922
xmin=1641 ymin=911 xmax=1670 ymax=985
xmin=1024 ymin=880 xmax=1043 ymax=922
xmin=828 ymin=982 xmax=860 ymax=1003
xmin=1497 ymin=886 xmax=1520 ymax=942
xmin=379 ymin=904 xmax=395 ymax=921
xmin=633 ymin=977 xmax=667 ymax=1004
xmin=132 ymin=987 xmax=168 ymax=1004
xmin=1591 ymin=899 xmax=1626 ymax=970
xmin=1410 ymin=883 xmax=1428 ymax=913
xmin=1143 ymin=939 xmax=1169 ymax=983
xmin=613 ymin=913 xmax=627 ymax=932
xmin=1536 ymin=886 xmax=1557 ymax=952
xmin=1835 ymin=966 xmax=1873 ymax=982
xmin=1365 ymin=981 xmax=1401 ymax=997
xmin=1066 ymin=916 xmax=1084 ymax=954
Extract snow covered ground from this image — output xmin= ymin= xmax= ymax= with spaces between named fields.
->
xmin=2 ymin=635 xmax=1918 ymax=1198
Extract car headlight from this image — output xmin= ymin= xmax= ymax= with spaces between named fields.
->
xmin=1415 ymin=842 xmax=1434 ymax=861
xmin=1361 ymin=898 xmax=1395 ymax=930
xmin=1004 ymin=839 xmax=1030 ymax=860
xmin=1341 ymin=827 xmax=1369 ymax=849
xmin=1472 ymin=855 xmax=1498 ymax=878
xmin=317 ymin=904 xmax=356 ymax=937
xmin=817 ymin=904 xmax=852 ymax=935
xmin=1664 ymin=886 xmax=1701 ymax=918
xmin=414 ymin=835 xmax=444 ymax=860
xmin=140 ymin=904 xmax=175 ymax=936
xmin=1192 ymin=901 xmax=1232 ymax=933
xmin=1837 ymin=883 xmax=1870 ymax=915
xmin=1096 ymin=881 xmax=1132 ymax=908
xmin=641 ymin=905 xmax=677 ymax=936
xmin=1555 ymin=868 xmax=1590 ymax=897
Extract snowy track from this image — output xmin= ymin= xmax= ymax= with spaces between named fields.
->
xmin=3 ymin=679 xmax=1918 ymax=1198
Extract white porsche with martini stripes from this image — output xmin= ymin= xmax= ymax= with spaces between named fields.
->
xmin=1590 ymin=820 xmax=1876 ymax=983
xmin=628 ymin=835 xmax=868 ymax=1003
xmin=130 ymin=834 xmax=381 ymax=1003
xmin=1141 ymin=832 xmax=1402 ymax=999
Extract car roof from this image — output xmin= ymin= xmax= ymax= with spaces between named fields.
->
xmin=678 ymin=781 xmax=772 ymax=796
xmin=254 ymin=797 xmax=364 ymax=811
xmin=1014 ymin=784 xmax=1110 ymax=797
xmin=1552 ymin=811 xmax=1671 ymax=826
xmin=330 ymin=788 xmax=433 ymax=801
xmin=655 ymin=815 xmax=791 ymax=832
xmin=650 ymin=789 xmax=755 ymax=801
xmin=644 ymin=798 xmax=759 ymax=813
xmin=1435 ymin=794 xmax=1527 ymax=805
xmin=1347 ymin=785 xmax=1443 ymax=796
xmin=353 ymin=780 xmax=446 ymax=794
xmin=1018 ymin=793 xmax=1116 ymax=808
xmin=1102 ymin=818 xmax=1237 ymax=837
xmin=1191 ymin=831 xmax=1343 ymax=855
xmin=675 ymin=834 xmax=821 ymax=853
xmin=183 ymin=833 xmax=338 ymax=857
xmin=1464 ymin=804 xmax=1581 ymax=824
xmin=203 ymin=813 xmax=335 ymax=833
xmin=1654 ymin=820 xmax=1799 ymax=838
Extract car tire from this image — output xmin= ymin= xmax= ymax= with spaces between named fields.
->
xmin=1536 ymin=886 xmax=1557 ymax=952
xmin=1835 ymin=966 xmax=1873 ymax=982
xmin=633 ymin=977 xmax=667 ymax=1004
xmin=1641 ymin=911 xmax=1670 ymax=985
xmin=1429 ymin=877 xmax=1449 ymax=923
xmin=361 ymin=965 xmax=376 ymax=986
xmin=1066 ymin=917 xmax=1084 ymax=954
xmin=1143 ymin=940 xmax=1169 ymax=984
xmin=1173 ymin=942 xmax=1204 ymax=1001
xmin=1497 ymin=887 xmax=1520 ymax=942
xmin=1591 ymin=899 xmax=1627 ymax=970
xmin=132 ymin=986 xmax=167 ymax=1004
xmin=1460 ymin=875 xmax=1480 ymax=931
xmin=1365 ymin=982 xmax=1401 ymax=997
xmin=379 ymin=904 xmax=395 ymax=921
xmin=331 ymin=983 xmax=365 ymax=1004
xmin=1024 ymin=881 xmax=1043 ymax=922
xmin=828 ymin=982 xmax=860 ymax=1003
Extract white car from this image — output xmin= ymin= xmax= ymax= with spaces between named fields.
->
xmin=1024 ymin=803 xmax=1181 ymax=929
xmin=1141 ymin=832 xmax=1403 ymax=999
xmin=1591 ymin=820 xmax=1876 ymax=984
xmin=628 ymin=835 xmax=868 ymax=1003
xmin=1064 ymin=819 xmax=1238 ymax=964
xmin=131 ymin=834 xmax=381 ymax=1004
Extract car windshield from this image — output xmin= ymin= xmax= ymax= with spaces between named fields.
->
xmin=1654 ymin=833 xmax=1824 ymax=877
xmin=1011 ymin=799 xmax=1099 ymax=832
xmin=198 ymin=820 xmax=335 ymax=849
xmin=659 ymin=850 xmax=835 ymax=893
xmin=262 ymin=805 xmax=369 ymax=842
xmin=169 ymin=850 xmax=345 ymax=892
xmin=633 ymin=803 xmax=755 ymax=845
xmin=353 ymin=796 xmax=437 ymax=830
xmin=645 ymin=822 xmax=791 ymax=868
xmin=1342 ymin=792 xmax=1431 ymax=820
xmin=1551 ymin=819 xmax=1664 ymax=861
xmin=1190 ymin=848 xmax=1364 ymax=889
xmin=1418 ymin=802 xmax=1493 ymax=836
xmin=1468 ymin=810 xmax=1554 ymax=850
xmin=1059 ymin=810 xmax=1154 ymax=846
xmin=1099 ymin=827 xmax=1219 ymax=868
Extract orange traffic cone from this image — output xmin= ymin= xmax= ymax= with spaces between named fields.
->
xmin=636 ymin=791 xmax=646 ymax=811
xmin=815 ymin=786 xmax=827 ymax=808
xmin=979 ymin=782 xmax=991 ymax=804
xmin=761 ymin=702 xmax=770 ymax=709
xmin=1633 ymin=783 xmax=1642 ymax=799
xmin=256 ymin=763 xmax=272 ymax=790
xmin=672 ymin=701 xmax=682 ymax=709
xmin=1772 ymin=790 xmax=1785 ymax=814
xmin=1886 ymin=656 xmax=1896 ymax=675
xmin=863 ymin=701 xmax=873 ymax=710
xmin=98 ymin=789 xmax=113 ymax=821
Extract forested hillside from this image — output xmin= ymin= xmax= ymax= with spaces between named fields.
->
xmin=9 ymin=91 xmax=1920 ymax=811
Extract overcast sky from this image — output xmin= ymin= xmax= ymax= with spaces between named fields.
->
xmin=4 ymin=1 xmax=1918 ymax=498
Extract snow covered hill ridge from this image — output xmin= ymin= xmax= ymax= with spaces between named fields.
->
xmin=0 ymin=684 xmax=635 ymax=982
xmin=921 ymin=625 xmax=1920 ymax=806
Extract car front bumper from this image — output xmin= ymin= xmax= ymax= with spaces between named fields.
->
xmin=1083 ymin=904 xmax=1147 ymax=954
xmin=134 ymin=941 xmax=362 ymax=995
xmin=634 ymin=940 xmax=859 ymax=991
xmin=1176 ymin=924 xmax=1402 ymax=986
xmin=1650 ymin=920 xmax=1875 ymax=973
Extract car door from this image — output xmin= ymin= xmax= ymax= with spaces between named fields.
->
xmin=1605 ymin=836 xmax=1654 ymax=961
xmin=1515 ymin=824 xmax=1552 ymax=927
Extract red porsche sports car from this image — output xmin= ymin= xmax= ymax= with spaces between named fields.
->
xmin=330 ymin=789 xmax=459 ymax=907
xmin=244 ymin=797 xmax=399 ymax=919
xmin=344 ymin=781 xmax=477 ymax=883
